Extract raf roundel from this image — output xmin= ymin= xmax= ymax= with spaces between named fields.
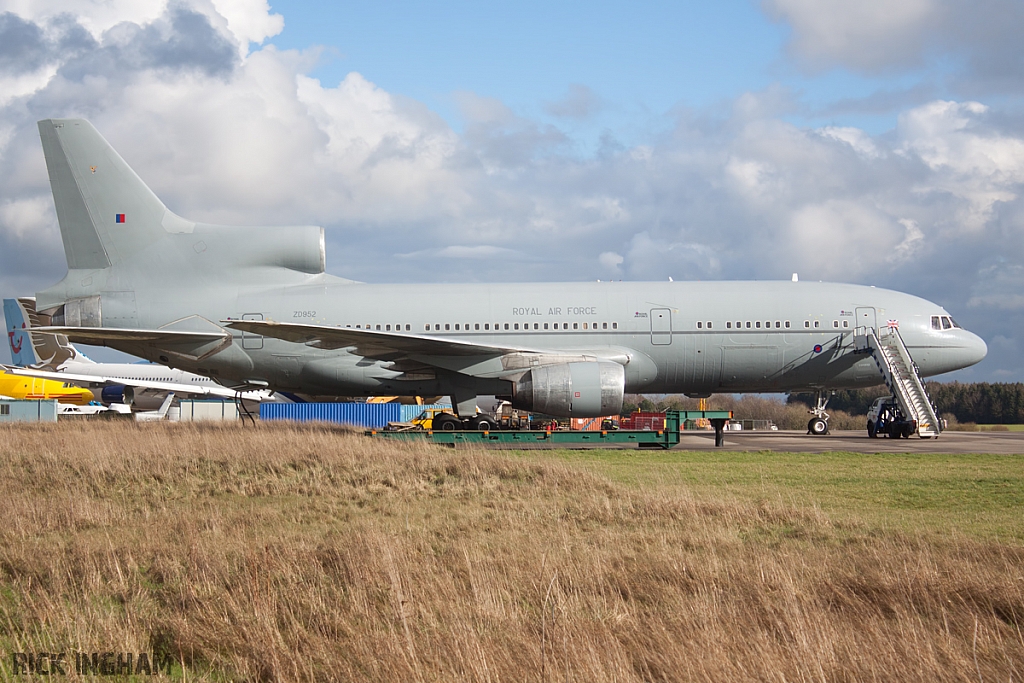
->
xmin=813 ymin=344 xmax=823 ymax=354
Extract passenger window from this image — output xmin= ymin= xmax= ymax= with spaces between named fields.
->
xmin=583 ymin=323 xmax=588 ymax=330
xmin=514 ymin=323 xmax=519 ymax=330
xmin=746 ymin=322 xmax=751 ymax=329
xmin=484 ymin=323 xmax=490 ymax=330
xmin=535 ymin=323 xmax=540 ymax=330
xmin=931 ymin=316 xmax=942 ymax=330
xmin=564 ymin=322 xmax=568 ymax=329
xmin=775 ymin=321 xmax=781 ymax=328
xmin=804 ymin=321 xmax=809 ymax=328
xmin=814 ymin=321 xmax=820 ymax=328
xmin=425 ymin=324 xmax=430 ymax=331
xmin=435 ymin=324 xmax=441 ymax=331
xmin=785 ymin=321 xmax=791 ymax=328
xmin=726 ymin=322 xmax=732 ymax=329
xmin=544 ymin=323 xmax=549 ymax=330
xmin=843 ymin=320 xmax=849 ymax=328
xmin=612 ymin=322 xmax=617 ymax=329
xmin=455 ymin=324 xmax=460 ymax=330
xmin=375 ymin=324 xmax=381 ymax=330
xmin=406 ymin=324 xmax=411 ymax=331
xmin=504 ymin=323 xmax=509 ymax=330
xmin=355 ymin=325 xmax=361 ymax=329
xmin=475 ymin=323 xmax=480 ymax=330
xmin=592 ymin=322 xmax=597 ymax=329
xmin=833 ymin=321 xmax=839 ymax=328
xmin=602 ymin=322 xmax=607 ymax=329
xmin=942 ymin=317 xmax=952 ymax=329
xmin=697 ymin=322 xmax=703 ymax=329
xmin=386 ymin=324 xmax=391 ymax=331
xmin=573 ymin=323 xmax=579 ymax=330
xmin=755 ymin=321 xmax=761 ymax=329
xmin=707 ymin=322 xmax=712 ymax=329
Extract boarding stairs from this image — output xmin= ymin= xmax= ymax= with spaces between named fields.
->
xmin=856 ymin=325 xmax=942 ymax=438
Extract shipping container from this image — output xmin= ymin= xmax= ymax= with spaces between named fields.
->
xmin=400 ymin=404 xmax=452 ymax=422
xmin=179 ymin=400 xmax=240 ymax=422
xmin=260 ymin=402 xmax=401 ymax=428
xmin=0 ymin=399 xmax=59 ymax=423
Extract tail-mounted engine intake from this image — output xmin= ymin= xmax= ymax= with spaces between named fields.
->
xmin=512 ymin=361 xmax=624 ymax=417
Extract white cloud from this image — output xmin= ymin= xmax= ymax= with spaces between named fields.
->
xmin=817 ymin=126 xmax=884 ymax=159
xmin=599 ymin=251 xmax=623 ymax=273
xmin=765 ymin=0 xmax=936 ymax=71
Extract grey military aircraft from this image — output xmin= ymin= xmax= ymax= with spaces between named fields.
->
xmin=27 ymin=119 xmax=986 ymax=433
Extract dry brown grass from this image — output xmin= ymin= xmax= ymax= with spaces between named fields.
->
xmin=1 ymin=421 xmax=1022 ymax=681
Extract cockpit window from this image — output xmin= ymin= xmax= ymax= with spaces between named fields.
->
xmin=941 ymin=316 xmax=952 ymax=330
xmin=949 ymin=317 xmax=962 ymax=328
xmin=931 ymin=316 xmax=941 ymax=330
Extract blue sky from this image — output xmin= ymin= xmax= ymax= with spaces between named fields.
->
xmin=1 ymin=0 xmax=1023 ymax=381
xmin=265 ymin=0 xmax=974 ymax=139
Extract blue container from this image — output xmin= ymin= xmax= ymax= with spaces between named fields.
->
xmin=259 ymin=402 xmax=401 ymax=428
xmin=400 ymin=404 xmax=452 ymax=422
xmin=0 ymin=399 xmax=59 ymax=423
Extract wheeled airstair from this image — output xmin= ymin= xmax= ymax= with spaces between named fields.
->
xmin=857 ymin=325 xmax=942 ymax=437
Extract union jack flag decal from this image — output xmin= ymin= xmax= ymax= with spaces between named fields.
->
xmin=887 ymin=319 xmax=899 ymax=328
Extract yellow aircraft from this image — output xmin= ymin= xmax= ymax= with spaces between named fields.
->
xmin=0 ymin=370 xmax=94 ymax=404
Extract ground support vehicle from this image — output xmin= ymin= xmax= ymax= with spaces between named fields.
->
xmin=369 ymin=410 xmax=734 ymax=448
xmin=866 ymin=396 xmax=918 ymax=439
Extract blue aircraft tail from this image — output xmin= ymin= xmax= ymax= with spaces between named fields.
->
xmin=4 ymin=298 xmax=40 ymax=366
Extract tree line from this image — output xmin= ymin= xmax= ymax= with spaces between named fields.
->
xmin=789 ymin=382 xmax=1024 ymax=424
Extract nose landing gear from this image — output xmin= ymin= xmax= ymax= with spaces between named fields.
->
xmin=807 ymin=391 xmax=831 ymax=435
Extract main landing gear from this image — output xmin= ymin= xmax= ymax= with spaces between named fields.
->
xmin=807 ymin=391 xmax=831 ymax=436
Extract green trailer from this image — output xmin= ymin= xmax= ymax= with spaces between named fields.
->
xmin=367 ymin=410 xmax=733 ymax=448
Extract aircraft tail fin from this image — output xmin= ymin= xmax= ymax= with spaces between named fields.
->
xmin=4 ymin=298 xmax=41 ymax=366
xmin=3 ymin=297 xmax=91 ymax=369
xmin=37 ymin=119 xmax=192 ymax=270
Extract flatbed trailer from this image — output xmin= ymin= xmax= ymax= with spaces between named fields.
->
xmin=367 ymin=410 xmax=733 ymax=448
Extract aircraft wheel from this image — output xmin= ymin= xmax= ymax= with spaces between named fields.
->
xmin=867 ymin=421 xmax=877 ymax=438
xmin=434 ymin=413 xmax=461 ymax=431
xmin=808 ymin=417 xmax=828 ymax=435
xmin=902 ymin=424 xmax=913 ymax=439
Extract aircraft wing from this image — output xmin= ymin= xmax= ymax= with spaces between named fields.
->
xmin=1 ymin=365 xmax=270 ymax=401
xmin=223 ymin=320 xmax=534 ymax=357
xmin=33 ymin=326 xmax=229 ymax=346
xmin=31 ymin=325 xmax=232 ymax=362
xmin=222 ymin=320 xmax=630 ymax=380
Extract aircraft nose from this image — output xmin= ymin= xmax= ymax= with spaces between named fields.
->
xmin=961 ymin=331 xmax=988 ymax=367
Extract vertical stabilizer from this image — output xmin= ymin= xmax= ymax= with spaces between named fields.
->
xmin=37 ymin=119 xmax=187 ymax=270
xmin=3 ymin=297 xmax=90 ymax=369
xmin=4 ymin=298 xmax=40 ymax=366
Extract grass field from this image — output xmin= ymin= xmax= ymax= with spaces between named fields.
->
xmin=1 ymin=421 xmax=1022 ymax=681
xmin=553 ymin=449 xmax=1024 ymax=541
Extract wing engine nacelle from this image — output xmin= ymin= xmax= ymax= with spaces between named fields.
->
xmin=512 ymin=361 xmax=624 ymax=417
xmin=101 ymin=384 xmax=134 ymax=406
